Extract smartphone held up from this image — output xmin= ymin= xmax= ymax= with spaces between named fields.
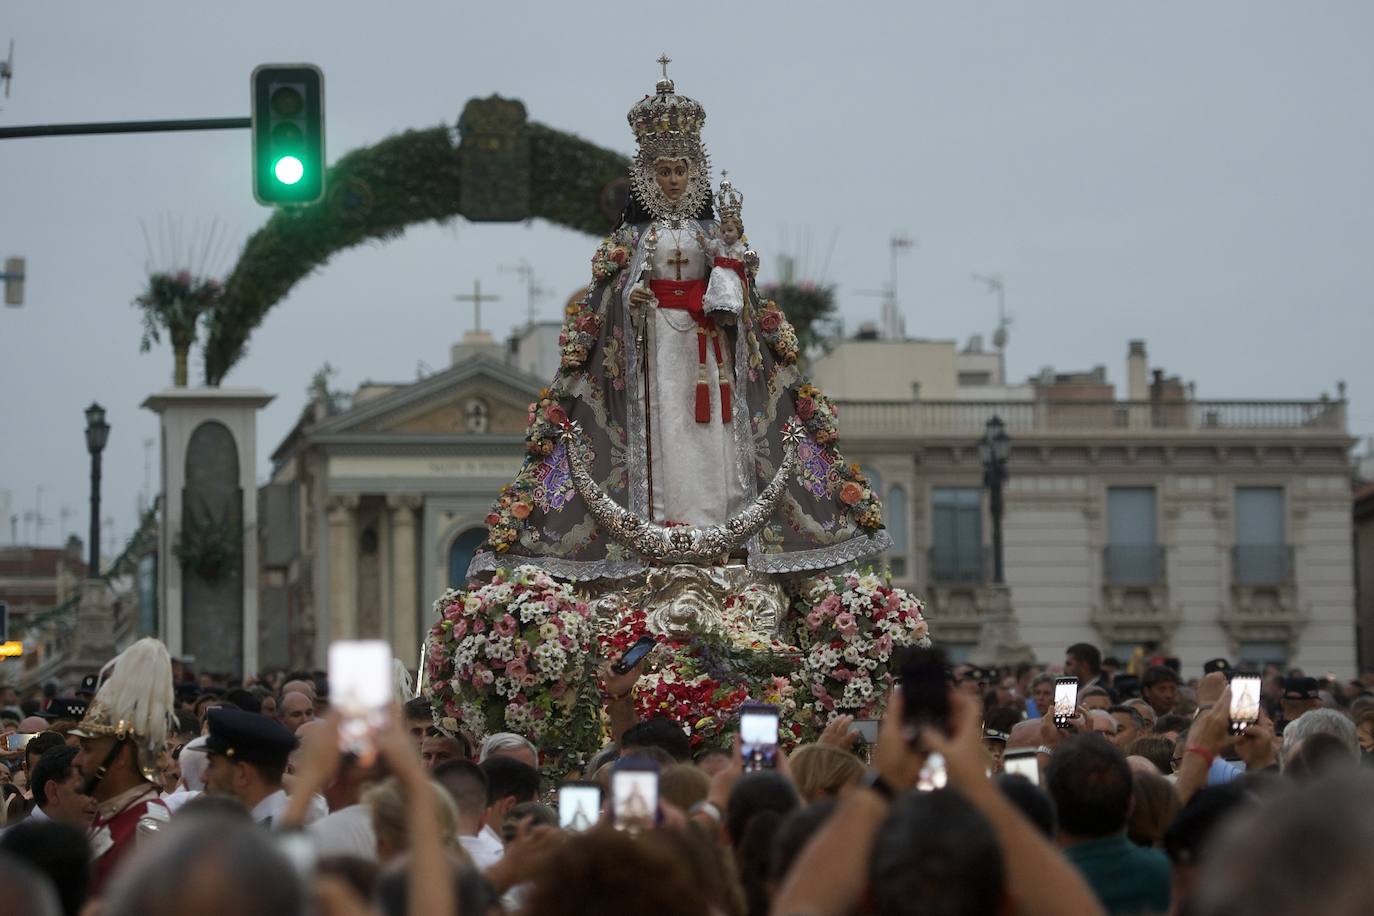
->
xmin=740 ymin=703 xmax=780 ymax=771
xmin=328 ymin=639 xmax=395 ymax=762
xmin=1053 ymin=677 xmax=1078 ymax=729
xmin=898 ymin=646 xmax=952 ymax=743
xmin=1229 ymin=674 xmax=1262 ymax=735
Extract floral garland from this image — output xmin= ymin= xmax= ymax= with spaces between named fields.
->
xmin=425 ymin=566 xmax=605 ymax=774
xmin=756 ymin=298 xmax=800 ymax=365
xmin=792 ymin=384 xmax=884 ymax=532
xmin=599 ymin=609 xmax=803 ymax=752
xmin=787 ymin=571 xmax=931 ymax=724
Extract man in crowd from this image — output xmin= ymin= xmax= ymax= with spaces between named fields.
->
xmin=479 ymin=732 xmax=539 ymax=769
xmin=1065 ymin=642 xmax=1105 ymax=691
xmin=197 ymin=706 xmax=299 ymax=825
xmin=1278 ymin=675 xmax=1322 ymax=732
xmin=1048 ymin=733 xmax=1171 ymax=914
xmin=433 ymin=759 xmax=499 ymax=867
xmin=1108 ymin=704 xmax=1146 ymax=749
xmin=25 ymin=744 xmax=95 ymax=827
xmin=277 ymin=691 xmax=316 ymax=735
xmin=403 ymin=696 xmax=434 ymax=749
xmin=70 ymin=638 xmax=175 ymax=892
xmin=1141 ymin=665 xmax=1181 ymax=717
xmin=421 ymin=730 xmax=470 ymax=770
xmin=479 ymin=756 xmax=540 ymax=848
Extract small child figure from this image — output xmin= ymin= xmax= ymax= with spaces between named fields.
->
xmin=704 ymin=175 xmax=748 ymax=318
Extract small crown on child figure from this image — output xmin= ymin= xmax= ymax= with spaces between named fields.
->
xmin=716 ymin=170 xmax=744 ymax=222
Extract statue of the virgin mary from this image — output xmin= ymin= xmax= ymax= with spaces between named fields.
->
xmin=468 ymin=62 xmax=890 ymax=584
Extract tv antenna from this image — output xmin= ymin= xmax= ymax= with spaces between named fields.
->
xmin=970 ymin=272 xmax=1011 ymax=384
xmin=855 ymin=234 xmax=916 ymax=340
xmin=0 ymin=40 xmax=13 ymax=100
xmin=500 ymin=259 xmax=548 ymax=326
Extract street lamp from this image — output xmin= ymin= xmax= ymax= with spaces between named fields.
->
xmin=978 ymin=415 xmax=1010 ymax=584
xmin=84 ymin=402 xmax=110 ymax=576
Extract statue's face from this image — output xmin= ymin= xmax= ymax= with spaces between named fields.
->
xmin=653 ymin=158 xmax=690 ymax=202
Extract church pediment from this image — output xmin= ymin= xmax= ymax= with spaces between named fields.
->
xmin=310 ymin=354 xmax=544 ymax=438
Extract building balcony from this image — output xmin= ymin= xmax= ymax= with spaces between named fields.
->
xmin=1232 ymin=545 xmax=1295 ymax=586
xmin=1103 ymin=545 xmax=1166 ymax=586
xmin=832 ymin=398 xmax=1347 ymax=440
xmin=926 ymin=546 xmax=988 ymax=586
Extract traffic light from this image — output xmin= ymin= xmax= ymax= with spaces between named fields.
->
xmin=251 ymin=64 xmax=325 ymax=205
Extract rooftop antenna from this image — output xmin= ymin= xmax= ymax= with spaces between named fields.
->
xmin=854 ymin=234 xmax=915 ymax=341
xmin=1 ymin=39 xmax=14 ymax=101
xmin=971 ymin=272 xmax=1011 ymax=385
xmin=500 ymin=259 xmax=548 ymax=327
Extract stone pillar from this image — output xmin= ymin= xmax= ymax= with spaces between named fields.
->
xmin=969 ymin=584 xmax=1036 ymax=667
xmin=388 ymin=494 xmax=423 ymax=667
xmin=326 ymin=495 xmax=360 ymax=643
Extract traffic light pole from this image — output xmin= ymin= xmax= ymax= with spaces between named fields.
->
xmin=0 ymin=117 xmax=250 ymax=140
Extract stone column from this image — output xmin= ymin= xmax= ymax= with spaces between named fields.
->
xmin=326 ymin=494 xmax=360 ymax=644
xmin=387 ymin=494 xmax=423 ymax=666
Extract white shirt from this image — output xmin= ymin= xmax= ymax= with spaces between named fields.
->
xmin=251 ymin=789 xmax=327 ymax=827
xmin=308 ymin=803 xmax=376 ymax=861
xmin=161 ymin=790 xmax=199 ymax=813
xmin=460 ymin=824 xmax=505 ymax=870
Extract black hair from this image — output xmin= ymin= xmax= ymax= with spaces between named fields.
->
xmin=225 ymin=689 xmax=261 ymax=715
xmin=1047 ymin=733 xmax=1133 ymax=839
xmin=402 ymin=697 xmax=432 ymax=721
xmin=377 ymin=859 xmax=500 ymax=916
xmin=31 ymin=745 xmax=79 ymax=809
xmin=1067 ymin=642 xmax=1103 ymax=676
xmin=621 ymin=717 xmax=693 ymax=763
xmin=1162 ymin=782 xmax=1249 ymax=866
xmin=26 ymin=731 xmax=66 ymax=766
xmin=996 ymin=773 xmax=1058 ymax=838
xmin=1142 ymin=665 xmax=1181 ymax=689
xmin=725 ymin=770 xmax=799 ymax=846
xmin=768 ymin=798 xmax=837 ymax=885
xmin=869 ymin=789 xmax=1005 ymax=916
xmin=0 ymin=820 xmax=88 ymax=916
xmin=432 ymin=759 xmax=489 ymax=816
xmin=479 ymin=756 xmax=540 ymax=806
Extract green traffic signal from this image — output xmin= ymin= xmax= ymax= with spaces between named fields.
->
xmin=251 ymin=64 xmax=325 ymax=205
xmin=274 ymin=156 xmax=305 ymax=185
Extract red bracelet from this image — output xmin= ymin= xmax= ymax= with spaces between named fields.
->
xmin=1185 ymin=745 xmax=1215 ymax=768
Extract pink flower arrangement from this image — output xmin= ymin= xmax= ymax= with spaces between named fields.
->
xmin=425 ymin=566 xmax=603 ymax=773
xmin=788 ymin=570 xmax=932 ymax=725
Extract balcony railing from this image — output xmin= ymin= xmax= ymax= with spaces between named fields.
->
xmin=1103 ymin=545 xmax=1166 ymax=586
xmin=927 ymin=545 xmax=987 ymax=585
xmin=1232 ymin=544 xmax=1294 ymax=586
xmin=832 ymin=399 xmax=1347 ymax=438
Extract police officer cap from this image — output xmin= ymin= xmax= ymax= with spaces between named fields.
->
xmin=202 ymin=707 xmax=297 ymax=769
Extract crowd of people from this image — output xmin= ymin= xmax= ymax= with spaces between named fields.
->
xmin=2 ymin=637 xmax=1374 ymax=915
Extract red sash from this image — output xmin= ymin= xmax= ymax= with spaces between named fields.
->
xmin=649 ymin=279 xmax=732 ymax=424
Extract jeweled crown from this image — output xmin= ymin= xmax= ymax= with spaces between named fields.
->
xmin=627 ymin=54 xmax=706 ymax=161
xmin=716 ymin=173 xmax=743 ymax=222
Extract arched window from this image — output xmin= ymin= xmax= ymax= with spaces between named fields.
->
xmin=448 ymin=528 xmax=488 ymax=588
xmin=887 ymin=485 xmax=908 ymax=577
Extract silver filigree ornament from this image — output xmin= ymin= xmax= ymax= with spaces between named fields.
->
xmin=560 ymin=420 xmax=800 ymax=565
xmin=626 ymin=58 xmax=713 ymax=225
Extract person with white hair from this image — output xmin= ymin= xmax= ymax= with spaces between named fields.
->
xmin=478 ymin=732 xmax=539 ymax=769
xmin=1280 ymin=708 xmax=1359 ymax=772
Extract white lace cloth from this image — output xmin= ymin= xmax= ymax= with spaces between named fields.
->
xmin=704 ymin=238 xmax=747 ymax=316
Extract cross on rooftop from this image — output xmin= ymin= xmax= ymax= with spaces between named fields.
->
xmin=658 ymin=54 xmax=671 ymax=80
xmin=455 ymin=279 xmax=501 ymax=333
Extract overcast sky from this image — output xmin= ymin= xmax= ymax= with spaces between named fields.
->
xmin=3 ymin=1 xmax=1372 ymax=554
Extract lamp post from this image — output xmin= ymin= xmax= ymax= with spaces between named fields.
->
xmin=978 ymin=415 xmax=1010 ymax=584
xmin=84 ymin=403 xmax=110 ymax=576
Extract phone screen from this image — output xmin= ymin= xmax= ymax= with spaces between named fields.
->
xmin=5 ymin=733 xmax=35 ymax=753
xmin=611 ymin=763 xmax=659 ymax=831
xmin=916 ymin=751 xmax=948 ymax=792
xmin=328 ymin=640 xmax=394 ymax=759
xmin=613 ymin=635 xmax=656 ymax=675
xmin=1002 ymin=749 xmax=1040 ymax=785
xmin=740 ymin=703 xmax=780 ymax=770
xmin=1229 ymin=674 xmax=1261 ymax=734
xmin=559 ymin=782 xmax=602 ymax=832
xmin=900 ymin=647 xmax=951 ymax=737
xmin=853 ymin=719 xmax=880 ymax=745
xmin=1053 ymin=677 xmax=1078 ymax=728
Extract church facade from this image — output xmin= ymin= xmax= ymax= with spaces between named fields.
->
xmin=259 ymin=333 xmax=548 ymax=670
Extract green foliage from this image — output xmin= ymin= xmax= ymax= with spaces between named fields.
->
xmin=135 ymin=271 xmax=223 ymax=353
xmin=758 ymin=281 xmax=839 ymax=356
xmin=174 ymin=499 xmax=242 ymax=583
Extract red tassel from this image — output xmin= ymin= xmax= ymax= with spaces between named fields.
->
xmin=696 ymin=382 xmax=711 ymax=423
xmin=720 ymin=382 xmax=733 ymax=423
